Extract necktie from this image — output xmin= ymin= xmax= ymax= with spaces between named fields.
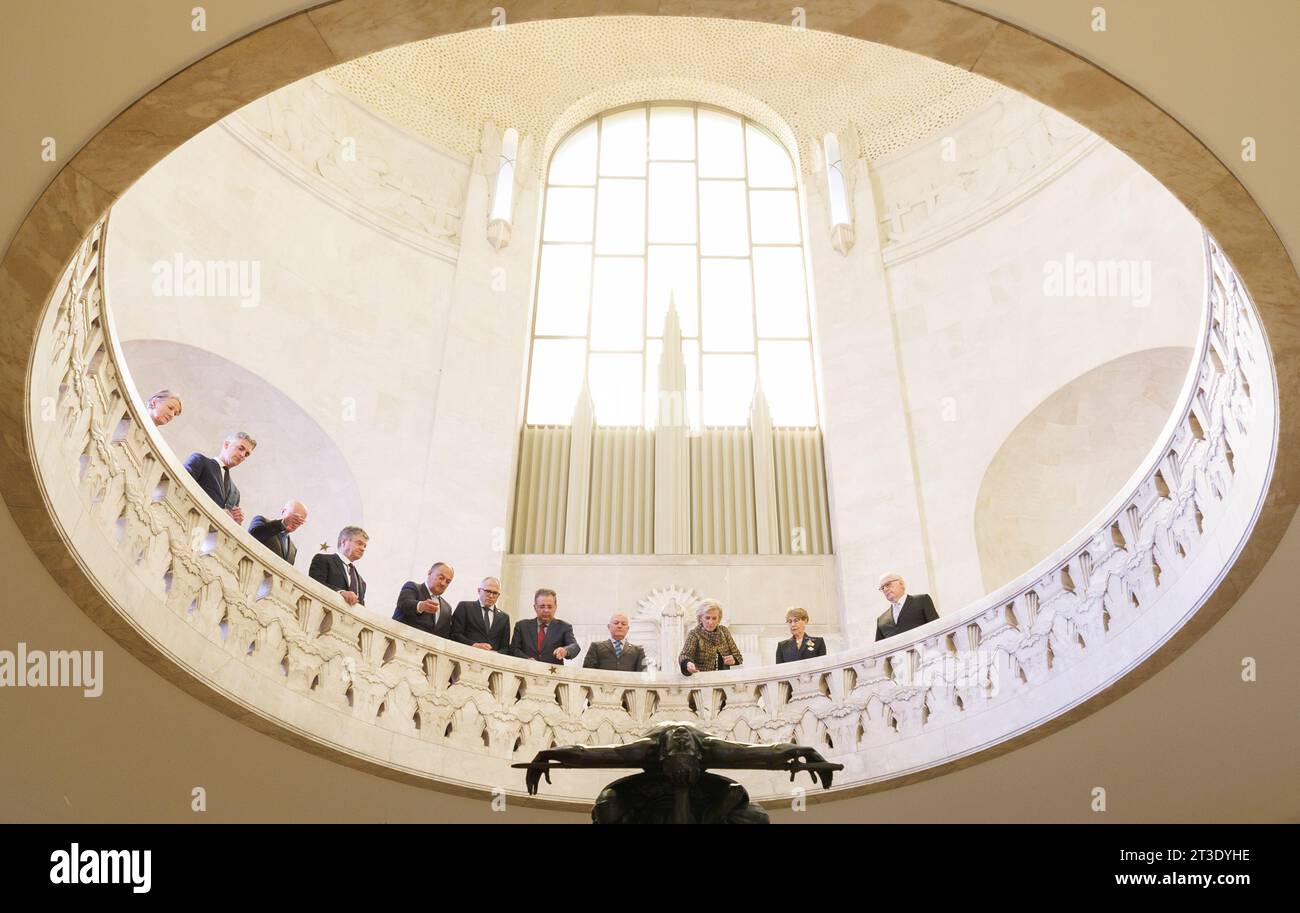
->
xmin=278 ymin=532 xmax=289 ymax=556
xmin=483 ymin=606 xmax=491 ymax=632
xmin=613 ymin=639 xmax=623 ymax=658
xmin=536 ymin=623 xmax=547 ymax=655
xmin=347 ymin=562 xmax=359 ymax=594
xmin=221 ymin=465 xmax=232 ymax=504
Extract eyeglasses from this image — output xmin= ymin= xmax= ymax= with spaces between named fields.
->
xmin=480 ymin=589 xmax=501 ymax=597
xmin=879 ymin=581 xmax=900 ymax=591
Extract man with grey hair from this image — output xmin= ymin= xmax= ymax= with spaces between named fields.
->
xmin=874 ymin=573 xmax=938 ymax=641
xmin=183 ymin=431 xmax=256 ymax=523
xmin=450 ymin=576 xmax=510 ymax=652
xmin=582 ymin=613 xmax=648 ymax=672
xmin=248 ymin=499 xmax=307 ymax=567
xmin=309 ymin=526 xmax=369 ymax=607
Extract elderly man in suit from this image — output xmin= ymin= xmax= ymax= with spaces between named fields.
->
xmin=394 ymin=562 xmax=457 ymax=639
xmin=874 ymin=573 xmax=939 ymax=641
xmin=308 ymin=526 xmax=369 ymax=607
xmin=248 ymin=500 xmax=307 ymax=567
xmin=583 ymin=613 xmax=648 ymax=672
xmin=183 ymin=432 xmax=256 ymax=523
xmin=449 ymin=576 xmax=510 ymax=652
xmin=510 ymin=589 xmax=579 ymax=665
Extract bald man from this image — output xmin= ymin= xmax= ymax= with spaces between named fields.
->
xmin=582 ymin=614 xmax=648 ymax=672
xmin=248 ymin=500 xmax=307 ymax=567
xmin=874 ymin=573 xmax=939 ymax=641
xmin=449 ymin=577 xmax=511 ymax=653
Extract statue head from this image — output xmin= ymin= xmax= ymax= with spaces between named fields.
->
xmin=649 ymin=722 xmax=706 ymax=786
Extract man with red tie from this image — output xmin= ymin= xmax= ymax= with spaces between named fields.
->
xmin=510 ymin=589 xmax=579 ymax=665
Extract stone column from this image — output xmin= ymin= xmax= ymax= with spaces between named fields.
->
xmin=806 ymin=154 xmax=932 ymax=643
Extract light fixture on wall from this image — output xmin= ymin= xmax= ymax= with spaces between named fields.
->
xmin=822 ymin=132 xmax=854 ymax=255
xmin=487 ymin=127 xmax=518 ymax=251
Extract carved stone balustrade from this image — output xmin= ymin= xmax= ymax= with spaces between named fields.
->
xmin=25 ymin=214 xmax=1275 ymax=807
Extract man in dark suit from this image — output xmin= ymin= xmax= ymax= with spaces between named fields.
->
xmin=183 ymin=432 xmax=256 ymax=522
xmin=510 ymin=588 xmax=579 ymax=665
xmin=248 ymin=500 xmax=307 ymax=567
xmin=393 ymin=562 xmax=456 ymax=639
xmin=874 ymin=573 xmax=939 ymax=641
xmin=582 ymin=613 xmax=648 ymax=672
xmin=308 ymin=526 xmax=369 ymax=607
xmin=449 ymin=576 xmax=510 ymax=652
xmin=775 ymin=607 xmax=827 ymax=663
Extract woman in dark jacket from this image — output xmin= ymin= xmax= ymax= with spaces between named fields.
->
xmin=775 ymin=606 xmax=826 ymax=664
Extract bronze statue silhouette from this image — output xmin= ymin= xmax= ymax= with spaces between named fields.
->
xmin=512 ymin=721 xmax=844 ymax=824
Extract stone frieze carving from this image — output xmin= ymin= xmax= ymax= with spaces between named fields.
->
xmin=873 ymin=90 xmax=1099 ymax=263
xmin=224 ymin=75 xmax=469 ymax=257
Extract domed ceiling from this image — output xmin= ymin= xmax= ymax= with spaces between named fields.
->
xmin=325 ymin=16 xmax=1004 ymax=170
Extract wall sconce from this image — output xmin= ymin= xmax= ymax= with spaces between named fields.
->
xmin=822 ymin=132 xmax=854 ymax=255
xmin=487 ymin=127 xmax=518 ymax=251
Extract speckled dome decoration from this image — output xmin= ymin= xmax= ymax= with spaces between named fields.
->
xmin=326 ymin=16 xmax=1004 ymax=173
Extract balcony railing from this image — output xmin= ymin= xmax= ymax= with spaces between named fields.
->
xmin=28 ymin=211 xmax=1274 ymax=806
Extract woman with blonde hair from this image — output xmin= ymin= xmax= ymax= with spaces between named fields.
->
xmin=146 ymin=389 xmax=183 ymax=426
xmin=679 ymin=599 xmax=743 ymax=675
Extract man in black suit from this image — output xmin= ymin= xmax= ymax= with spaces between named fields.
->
xmin=510 ymin=589 xmax=579 ymax=665
xmin=248 ymin=500 xmax=307 ymax=567
xmin=582 ymin=613 xmax=648 ymax=672
xmin=393 ymin=562 xmax=456 ymax=639
xmin=308 ymin=526 xmax=369 ymax=607
xmin=183 ymin=432 xmax=256 ymax=522
xmin=874 ymin=573 xmax=939 ymax=641
xmin=449 ymin=576 xmax=510 ymax=652
xmin=775 ymin=606 xmax=827 ymax=663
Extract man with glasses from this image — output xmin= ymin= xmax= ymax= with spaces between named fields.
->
xmin=449 ymin=576 xmax=511 ymax=652
xmin=874 ymin=573 xmax=939 ymax=642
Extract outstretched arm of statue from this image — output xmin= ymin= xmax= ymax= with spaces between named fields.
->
xmin=511 ymin=738 xmax=658 ymax=795
xmin=701 ymin=739 xmax=845 ymax=789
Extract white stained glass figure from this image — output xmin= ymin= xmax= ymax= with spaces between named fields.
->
xmin=529 ymin=104 xmax=815 ymax=431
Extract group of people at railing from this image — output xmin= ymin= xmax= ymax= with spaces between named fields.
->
xmin=149 ymin=401 xmax=943 ymax=671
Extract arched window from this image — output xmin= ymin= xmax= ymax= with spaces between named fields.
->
xmin=526 ymin=103 xmax=817 ymax=429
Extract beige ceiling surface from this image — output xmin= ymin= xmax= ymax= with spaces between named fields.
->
xmin=326 ymin=16 xmax=1004 ymax=169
